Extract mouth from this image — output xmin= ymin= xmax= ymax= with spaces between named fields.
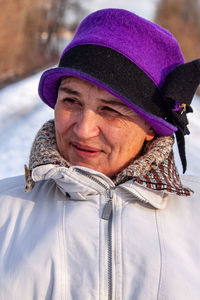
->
xmin=71 ymin=142 xmax=103 ymax=158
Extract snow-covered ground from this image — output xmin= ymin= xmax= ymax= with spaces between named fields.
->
xmin=0 ymin=0 xmax=199 ymax=179
xmin=0 ymin=73 xmax=54 ymax=179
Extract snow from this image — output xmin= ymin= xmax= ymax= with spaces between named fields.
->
xmin=0 ymin=73 xmax=54 ymax=178
xmin=0 ymin=0 xmax=199 ymax=179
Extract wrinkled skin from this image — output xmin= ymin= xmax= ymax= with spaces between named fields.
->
xmin=54 ymin=77 xmax=155 ymax=178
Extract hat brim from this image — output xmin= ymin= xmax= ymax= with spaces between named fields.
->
xmin=38 ymin=67 xmax=177 ymax=136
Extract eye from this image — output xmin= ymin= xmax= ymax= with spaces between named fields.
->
xmin=102 ymin=106 xmax=121 ymax=115
xmin=63 ymin=98 xmax=78 ymax=104
xmin=61 ymin=97 xmax=82 ymax=111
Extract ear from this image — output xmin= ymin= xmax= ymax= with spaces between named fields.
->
xmin=145 ymin=127 xmax=155 ymax=142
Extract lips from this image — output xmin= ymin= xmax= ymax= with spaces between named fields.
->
xmin=71 ymin=142 xmax=103 ymax=158
xmin=71 ymin=142 xmax=102 ymax=153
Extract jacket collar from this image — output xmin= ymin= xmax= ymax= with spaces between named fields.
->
xmin=31 ymin=163 xmax=168 ymax=209
xmin=25 ymin=119 xmax=192 ymax=197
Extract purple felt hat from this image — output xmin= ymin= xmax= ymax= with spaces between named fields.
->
xmin=39 ymin=8 xmax=186 ymax=136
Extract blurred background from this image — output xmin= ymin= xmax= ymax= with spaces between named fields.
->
xmin=0 ymin=0 xmax=200 ymax=179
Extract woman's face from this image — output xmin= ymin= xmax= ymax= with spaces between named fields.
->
xmin=54 ymin=77 xmax=155 ymax=178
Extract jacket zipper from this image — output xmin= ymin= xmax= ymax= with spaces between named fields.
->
xmin=102 ymin=189 xmax=114 ymax=300
xmin=74 ymin=168 xmax=114 ymax=300
xmin=74 ymin=168 xmax=150 ymax=300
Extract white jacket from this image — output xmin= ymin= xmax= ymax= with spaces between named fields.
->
xmin=0 ymin=164 xmax=200 ymax=300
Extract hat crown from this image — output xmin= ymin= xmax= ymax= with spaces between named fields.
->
xmin=62 ymin=8 xmax=184 ymax=88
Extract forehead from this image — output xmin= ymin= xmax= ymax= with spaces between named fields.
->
xmin=60 ymin=76 xmax=106 ymax=91
xmin=59 ymin=76 xmax=124 ymax=103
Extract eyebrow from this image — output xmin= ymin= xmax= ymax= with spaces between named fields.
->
xmin=99 ymin=99 xmax=128 ymax=108
xmin=59 ymin=86 xmax=128 ymax=108
xmin=59 ymin=87 xmax=81 ymax=97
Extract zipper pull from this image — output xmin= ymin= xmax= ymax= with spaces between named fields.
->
xmin=102 ymin=200 xmax=112 ymax=220
xmin=101 ymin=188 xmax=114 ymax=220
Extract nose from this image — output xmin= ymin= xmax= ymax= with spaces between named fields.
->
xmin=73 ymin=109 xmax=100 ymax=139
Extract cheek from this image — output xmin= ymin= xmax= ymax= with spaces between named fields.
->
xmin=109 ymin=122 xmax=147 ymax=152
xmin=102 ymin=120 xmax=134 ymax=149
xmin=54 ymin=108 xmax=71 ymax=135
xmin=102 ymin=120 xmax=124 ymax=142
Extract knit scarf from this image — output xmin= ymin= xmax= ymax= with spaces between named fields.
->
xmin=25 ymin=120 xmax=191 ymax=196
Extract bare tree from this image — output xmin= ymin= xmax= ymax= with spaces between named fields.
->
xmin=0 ymin=0 xmax=87 ymax=87
xmin=155 ymin=0 xmax=200 ymax=61
xmin=155 ymin=0 xmax=200 ymax=94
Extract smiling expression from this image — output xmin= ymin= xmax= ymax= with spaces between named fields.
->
xmin=54 ymin=77 xmax=155 ymax=178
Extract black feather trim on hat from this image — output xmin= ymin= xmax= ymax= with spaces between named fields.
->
xmin=161 ymin=59 xmax=200 ymax=173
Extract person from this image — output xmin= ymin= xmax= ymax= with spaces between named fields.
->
xmin=0 ymin=8 xmax=200 ymax=300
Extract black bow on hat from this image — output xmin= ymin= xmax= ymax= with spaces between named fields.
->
xmin=161 ymin=59 xmax=200 ymax=173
